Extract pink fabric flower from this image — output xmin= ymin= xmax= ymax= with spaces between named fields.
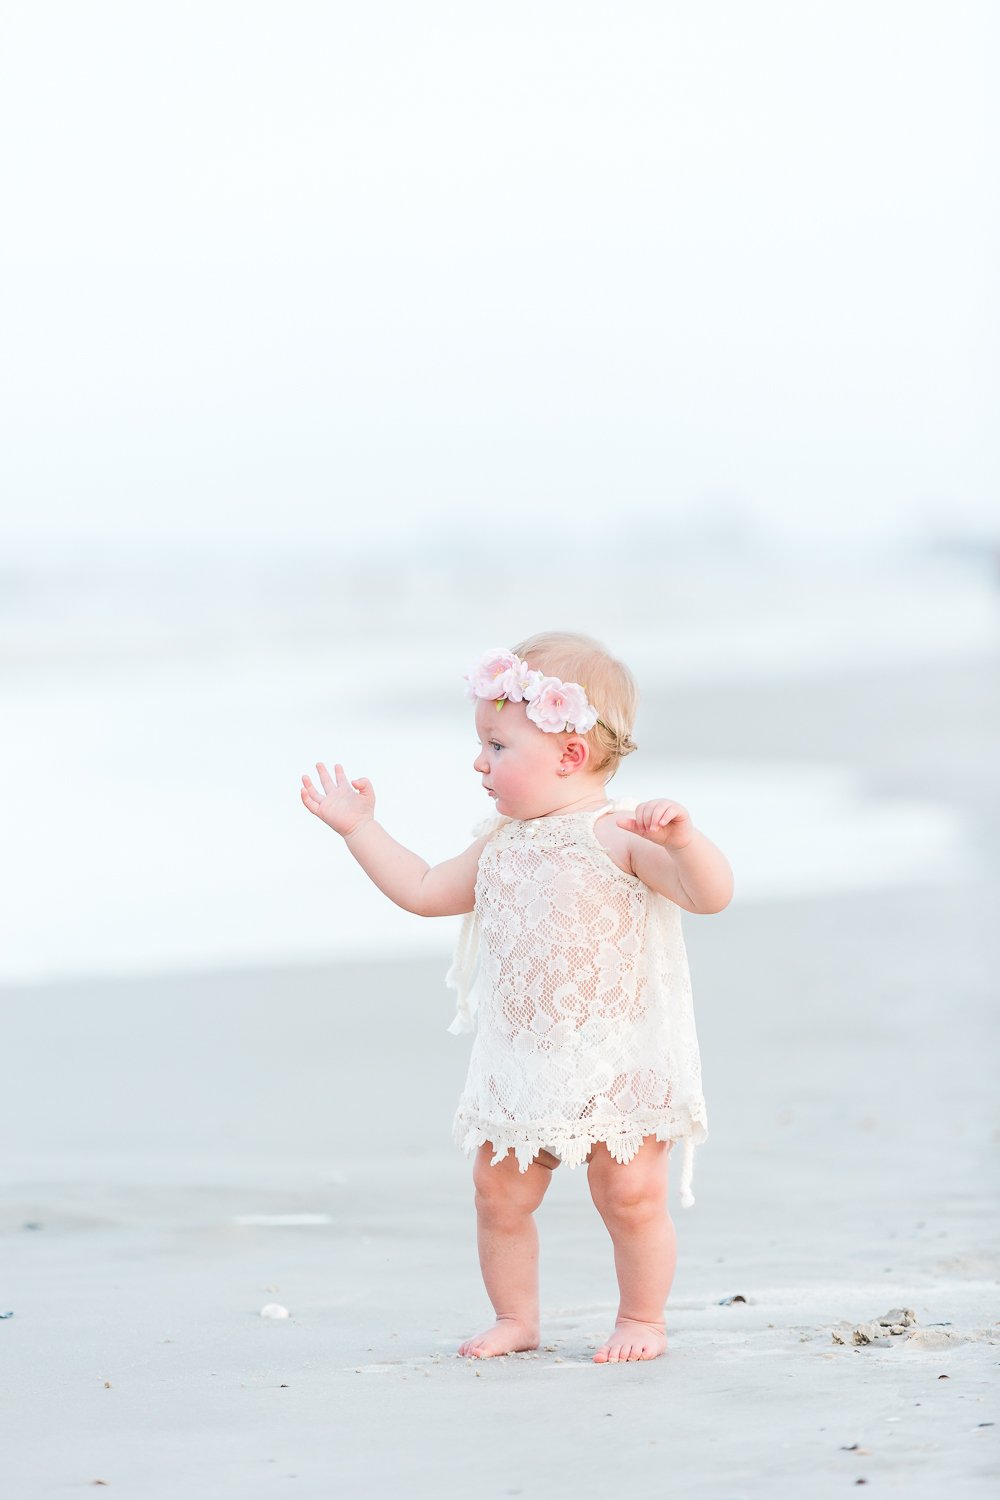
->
xmin=463 ymin=649 xmax=600 ymax=732
xmin=465 ymin=649 xmax=546 ymax=704
xmin=464 ymin=649 xmax=520 ymax=701
xmin=525 ymin=677 xmax=598 ymax=734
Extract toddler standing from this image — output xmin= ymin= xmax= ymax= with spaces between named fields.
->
xmin=300 ymin=631 xmax=733 ymax=1363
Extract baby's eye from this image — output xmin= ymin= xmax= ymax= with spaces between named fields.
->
xmin=489 ymin=741 xmax=502 ymax=752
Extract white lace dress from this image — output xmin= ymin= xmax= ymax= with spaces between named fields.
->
xmin=446 ymin=798 xmax=708 ymax=1206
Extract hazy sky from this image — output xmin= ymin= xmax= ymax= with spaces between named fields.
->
xmin=1 ymin=1 xmax=996 ymax=551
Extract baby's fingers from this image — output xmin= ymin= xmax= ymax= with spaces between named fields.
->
xmin=616 ymin=817 xmax=637 ymax=831
xmin=316 ymin=762 xmax=336 ymax=794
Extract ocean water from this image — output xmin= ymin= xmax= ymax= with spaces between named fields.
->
xmin=2 ymin=542 xmax=995 ymax=986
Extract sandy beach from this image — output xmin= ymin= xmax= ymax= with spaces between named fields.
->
xmin=2 ymin=655 xmax=998 ymax=1497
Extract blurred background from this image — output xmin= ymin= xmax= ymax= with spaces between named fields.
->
xmin=2 ymin=8 xmax=999 ymax=1491
xmin=1 ymin=0 xmax=997 ymax=985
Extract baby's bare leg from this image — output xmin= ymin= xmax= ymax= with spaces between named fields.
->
xmin=587 ymin=1136 xmax=675 ymax=1362
xmin=458 ymin=1143 xmax=559 ymax=1359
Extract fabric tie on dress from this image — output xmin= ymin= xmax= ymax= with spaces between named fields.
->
xmin=678 ymin=1138 xmax=696 ymax=1209
xmin=445 ymin=907 xmax=479 ymax=1035
xmin=445 ymin=810 xmax=507 ymax=1035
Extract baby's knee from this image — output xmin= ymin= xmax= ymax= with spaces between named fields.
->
xmin=589 ymin=1150 xmax=670 ymax=1222
xmin=472 ymin=1146 xmax=550 ymax=1216
xmin=474 ymin=1182 xmax=519 ymax=1226
xmin=597 ymin=1177 xmax=666 ymax=1221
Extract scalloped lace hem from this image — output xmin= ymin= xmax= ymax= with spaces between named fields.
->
xmin=451 ymin=1107 xmax=708 ymax=1206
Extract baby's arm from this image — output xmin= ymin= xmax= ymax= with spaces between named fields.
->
xmin=300 ymin=761 xmax=488 ymax=917
xmin=619 ymin=799 xmax=734 ymax=914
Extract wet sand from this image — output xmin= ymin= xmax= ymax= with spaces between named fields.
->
xmin=2 ymin=657 xmax=998 ymax=1496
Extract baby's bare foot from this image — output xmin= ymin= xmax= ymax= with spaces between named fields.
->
xmin=458 ymin=1316 xmax=540 ymax=1359
xmin=593 ymin=1318 xmax=667 ymax=1363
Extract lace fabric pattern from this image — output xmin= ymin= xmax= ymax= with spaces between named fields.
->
xmin=447 ymin=799 xmax=708 ymax=1205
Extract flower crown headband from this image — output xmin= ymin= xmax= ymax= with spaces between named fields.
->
xmin=464 ymin=648 xmax=609 ymax=736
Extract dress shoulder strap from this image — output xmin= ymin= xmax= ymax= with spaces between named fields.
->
xmin=586 ymin=796 xmax=637 ymax=823
xmin=577 ymin=797 xmax=638 ymax=845
xmin=471 ymin=810 xmax=511 ymax=840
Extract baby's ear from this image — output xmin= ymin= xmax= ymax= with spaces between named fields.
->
xmin=562 ymin=735 xmax=590 ymax=768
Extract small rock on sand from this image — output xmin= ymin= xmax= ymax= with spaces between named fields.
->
xmin=833 ymin=1308 xmax=918 ymax=1345
xmin=879 ymin=1307 xmax=917 ymax=1329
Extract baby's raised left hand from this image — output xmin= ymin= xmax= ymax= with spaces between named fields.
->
xmin=617 ymin=800 xmax=694 ymax=849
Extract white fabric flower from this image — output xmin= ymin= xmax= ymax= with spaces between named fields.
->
xmin=503 ymin=660 xmax=544 ymax=703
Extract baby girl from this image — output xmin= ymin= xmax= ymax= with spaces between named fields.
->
xmin=301 ymin=631 xmax=733 ymax=1362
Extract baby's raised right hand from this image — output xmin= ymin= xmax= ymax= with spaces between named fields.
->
xmin=300 ymin=761 xmax=375 ymax=838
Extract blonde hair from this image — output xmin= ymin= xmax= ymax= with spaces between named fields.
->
xmin=510 ymin=631 xmax=639 ymax=780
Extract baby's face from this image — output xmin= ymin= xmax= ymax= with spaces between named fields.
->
xmin=472 ymin=698 xmax=565 ymax=820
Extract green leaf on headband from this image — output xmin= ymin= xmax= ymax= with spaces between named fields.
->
xmin=495 ymin=698 xmax=505 ymax=712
